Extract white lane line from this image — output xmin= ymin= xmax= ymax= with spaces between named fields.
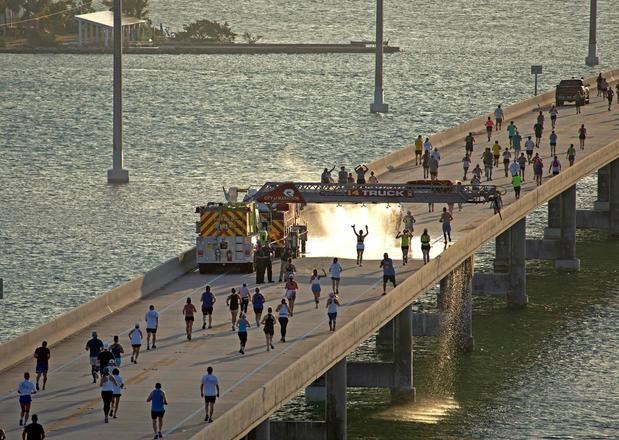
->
xmin=0 ymin=272 xmax=230 ymax=401
xmin=165 ymin=271 xmax=387 ymax=436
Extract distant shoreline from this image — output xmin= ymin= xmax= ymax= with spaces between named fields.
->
xmin=0 ymin=42 xmax=401 ymax=55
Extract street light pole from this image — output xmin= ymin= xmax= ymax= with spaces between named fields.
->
xmin=108 ymin=0 xmax=129 ymax=183
xmin=370 ymin=0 xmax=388 ymax=113
xmin=585 ymin=0 xmax=599 ymax=66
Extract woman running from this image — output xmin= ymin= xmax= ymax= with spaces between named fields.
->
xmin=276 ymin=299 xmax=290 ymax=343
xmin=284 ymin=275 xmax=299 ymax=316
xmin=420 ymin=229 xmax=431 ymax=264
xmin=309 ymin=268 xmax=327 ymax=308
xmin=329 ymin=257 xmax=343 ymax=294
xmin=283 ymin=258 xmax=296 ymax=280
xmin=182 ymin=298 xmax=197 ymax=340
xmin=261 ymin=307 xmax=277 ymax=351
xmin=226 ymin=288 xmax=241 ymax=331
xmin=236 ymin=313 xmax=250 ymax=354
xmin=128 ymin=324 xmax=143 ymax=364
xmin=252 ymin=287 xmax=265 ymax=327
xmin=99 ymin=367 xmax=117 ymax=423
xmin=110 ymin=367 xmax=124 ymax=419
xmin=326 ymin=292 xmax=341 ymax=332
xmin=578 ymin=124 xmax=587 ymax=150
xmin=351 ymin=224 xmax=369 ymax=266
xmin=395 ymin=229 xmax=412 ymax=265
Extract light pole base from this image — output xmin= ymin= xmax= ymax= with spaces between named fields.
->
xmin=107 ymin=168 xmax=129 ymax=184
xmin=585 ymin=53 xmax=599 ymax=67
xmin=370 ymin=101 xmax=389 ymax=113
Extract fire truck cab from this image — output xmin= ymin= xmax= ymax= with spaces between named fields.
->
xmin=195 ymin=202 xmax=259 ymax=274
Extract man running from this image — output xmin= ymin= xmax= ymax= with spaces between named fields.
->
xmin=182 ymin=297 xmax=197 ymax=340
xmin=518 ymin=153 xmax=527 ymax=180
xmin=462 ymin=154 xmax=471 ymax=180
xmin=109 ymin=335 xmax=124 ymax=367
xmin=22 ymin=413 xmax=44 ymax=440
xmin=428 ymin=155 xmax=439 ymax=181
xmin=253 ymin=287 xmax=265 ymax=326
xmin=200 ymin=285 xmax=216 ymax=329
xmin=512 ymin=130 xmax=522 ymax=156
xmin=524 ymin=136 xmax=535 ymax=164
xmin=533 ymin=155 xmax=544 ymax=186
xmin=329 ymin=257 xmax=343 ymax=294
xmin=18 ymin=372 xmax=36 ymax=426
xmin=261 ymin=307 xmax=277 ymax=351
xmin=402 ymin=210 xmax=415 ymax=232
xmin=97 ymin=343 xmax=115 ymax=373
xmin=238 ymin=283 xmax=251 ymax=314
xmin=396 ymin=230 xmax=412 ymax=265
xmin=422 ymin=150 xmax=430 ymax=179
xmin=200 ymin=367 xmax=220 ymax=423
xmin=146 ymin=383 xmax=168 ymax=439
xmin=226 ymin=288 xmax=241 ymax=331
xmin=85 ymin=331 xmax=103 ymax=383
xmin=491 ymin=140 xmax=501 ymax=167
xmin=484 ymin=116 xmax=494 ymax=141
xmin=608 ymin=87 xmax=614 ymax=111
xmin=510 ymin=159 xmax=520 ymax=179
xmin=33 ymin=342 xmax=50 ymax=391
xmin=507 ymin=121 xmax=517 ymax=147
xmin=549 ymin=105 xmax=558 ymax=129
xmin=440 ymin=207 xmax=453 ymax=243
xmin=533 ymin=121 xmax=543 ymax=148
xmin=351 ymin=224 xmax=369 ymax=266
xmin=494 ymin=104 xmax=504 ymax=130
xmin=414 ymin=135 xmax=423 ymax=165
xmin=512 ymin=173 xmax=522 ymax=200
xmin=145 ymin=305 xmax=159 ymax=350
xmin=549 ymin=130 xmax=558 ymax=157
xmin=578 ymin=124 xmax=587 ymax=150
xmin=128 ymin=324 xmax=143 ymax=363
xmin=481 ymin=147 xmax=493 ymax=181
xmin=566 ymin=143 xmax=576 ymax=167
xmin=380 ymin=253 xmax=396 ymax=295
xmin=464 ymin=132 xmax=475 ymax=155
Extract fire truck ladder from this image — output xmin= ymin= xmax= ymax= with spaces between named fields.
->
xmin=244 ymin=182 xmax=500 ymax=205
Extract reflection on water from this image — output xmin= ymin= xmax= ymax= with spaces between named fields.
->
xmin=375 ymin=395 xmax=460 ymax=424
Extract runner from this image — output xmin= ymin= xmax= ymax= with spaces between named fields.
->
xmin=239 ymin=283 xmax=251 ymax=314
xmin=368 ymin=171 xmax=379 ymax=183
xmin=329 ymin=257 xmax=343 ymax=294
xmin=99 ymin=367 xmax=117 ymax=423
xmin=395 ymin=229 xmax=412 ymax=265
xmin=321 ymin=166 xmax=335 ymax=183
xmin=109 ymin=335 xmax=124 ymax=367
xmin=512 ymin=130 xmax=522 ymax=156
xmin=512 ymin=173 xmax=522 ymax=200
xmin=491 ymin=194 xmax=503 ymax=219
xmin=402 ymin=210 xmax=416 ymax=232
xmin=536 ymin=110 xmax=545 ymax=129
xmin=200 ymin=285 xmax=216 ymax=330
xmin=145 ymin=305 xmax=159 ymax=350
xmin=309 ymin=268 xmax=327 ymax=308
xmin=481 ymin=147 xmax=493 ymax=181
xmin=464 ymin=132 xmax=475 ymax=155
xmin=507 ymin=121 xmax=517 ymax=147
xmin=414 ymin=135 xmax=423 ymax=165
xmin=510 ymin=159 xmax=520 ymax=179
xmin=596 ymin=73 xmax=603 ymax=96
xmin=492 ymin=140 xmax=501 ymax=167
xmin=549 ymin=105 xmax=559 ymax=129
xmin=97 ymin=342 xmax=114 ymax=373
xmin=550 ymin=155 xmax=562 ymax=176
xmin=252 ymin=287 xmax=265 ymax=326
xmin=428 ymin=155 xmax=439 ymax=181
xmin=283 ymin=257 xmax=296 ymax=280
xmin=110 ymin=367 xmax=124 ymax=419
xmin=423 ymin=137 xmax=433 ymax=154
xmin=471 ymin=174 xmax=481 ymax=191
xmin=533 ymin=120 xmax=543 ymax=148
xmin=351 ymin=224 xmax=369 ymax=265
xmin=128 ymin=324 xmax=143 ymax=363
xmin=420 ymin=229 xmax=431 ymax=264
xmin=518 ymin=153 xmax=527 ymax=180
xmin=354 ymin=164 xmax=369 ymax=184
xmin=422 ymin=150 xmax=430 ymax=179
xmin=549 ymin=130 xmax=558 ymax=157
xmin=524 ymin=136 xmax=535 ymax=163
xmin=276 ymin=299 xmax=290 ymax=342
xmin=608 ymin=87 xmax=615 ymax=111
xmin=18 ymin=372 xmax=36 ymax=426
xmin=278 ymin=245 xmax=292 ymax=282
xmin=472 ymin=163 xmax=483 ymax=181
xmin=578 ymin=124 xmax=587 ymax=150
xmin=576 ymin=89 xmax=584 ymax=114
xmin=502 ymin=147 xmax=512 ymax=178
xmin=22 ymin=414 xmax=44 ymax=440
xmin=85 ymin=331 xmax=103 ymax=382
xmin=285 ymin=275 xmax=299 ymax=316
xmin=200 ymin=367 xmax=220 ymax=423
xmin=485 ymin=116 xmax=494 ymax=141
xmin=260 ymin=307 xmax=277 ymax=351
xmin=146 ymin=383 xmax=168 ymax=439
xmin=236 ymin=313 xmax=251 ymax=354
xmin=33 ymin=341 xmax=50 ymax=391
xmin=226 ymin=288 xmax=241 ymax=332
xmin=494 ymin=104 xmax=504 ymax=130
xmin=533 ymin=155 xmax=544 ymax=186
xmin=439 ymin=207 xmax=453 ymax=243
xmin=326 ymin=292 xmax=341 ymax=331
xmin=462 ymin=154 xmax=471 ymax=180
xmin=566 ymin=143 xmax=576 ymax=167
xmin=380 ymin=253 xmax=396 ymax=295
xmin=431 ymin=147 xmax=441 ymax=162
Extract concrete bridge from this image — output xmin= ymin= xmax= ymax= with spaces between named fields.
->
xmin=1 ymin=69 xmax=618 ymax=439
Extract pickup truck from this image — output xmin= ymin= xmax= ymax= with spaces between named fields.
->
xmin=555 ymin=79 xmax=590 ymax=106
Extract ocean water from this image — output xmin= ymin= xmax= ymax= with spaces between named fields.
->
xmin=1 ymin=0 xmax=618 ymax=437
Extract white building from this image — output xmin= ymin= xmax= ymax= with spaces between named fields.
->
xmin=75 ymin=11 xmax=145 ymax=47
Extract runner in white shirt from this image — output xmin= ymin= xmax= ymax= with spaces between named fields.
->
xmin=17 ymin=372 xmax=37 ymax=426
xmin=509 ymin=160 xmax=520 ymax=177
xmin=200 ymin=366 xmax=220 ymax=423
xmin=329 ymin=257 xmax=343 ymax=294
xmin=238 ymin=283 xmax=251 ymax=314
xmin=111 ymin=367 xmax=124 ymax=419
xmin=423 ymin=138 xmax=432 ymax=153
xmin=144 ymin=305 xmax=159 ymax=350
xmin=128 ymin=324 xmax=143 ymax=364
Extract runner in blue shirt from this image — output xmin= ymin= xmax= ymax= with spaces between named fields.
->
xmin=200 ymin=285 xmax=216 ymax=330
xmin=252 ymin=287 xmax=265 ymax=327
xmin=146 ymin=383 xmax=168 ymax=439
xmin=380 ymin=253 xmax=396 ymax=295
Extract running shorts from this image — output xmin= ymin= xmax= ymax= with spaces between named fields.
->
xmin=356 ymin=243 xmax=365 ymax=251
xmin=238 ymin=332 xmax=247 ymax=344
xmin=568 ymin=155 xmax=575 ymax=161
xmin=311 ymin=284 xmax=321 ymax=294
xmin=328 ymin=312 xmax=337 ymax=321
xmin=286 ymin=290 xmax=297 ymax=301
xmin=146 ymin=328 xmax=157 ymax=334
xmin=442 ymin=223 xmax=451 ymax=234
xmin=204 ymin=395 xmax=217 ymax=404
xmin=383 ymin=275 xmax=396 ymax=284
xmin=131 ymin=344 xmax=141 ymax=348
xmin=89 ymin=357 xmax=99 ymax=367
xmin=151 ymin=410 xmax=165 ymax=420
xmin=202 ymin=307 xmax=213 ymax=315
xmin=401 ymin=246 xmax=409 ymax=253
xmin=36 ymin=363 xmax=48 ymax=374
xmin=253 ymin=306 xmax=263 ymax=314
xmin=19 ymin=395 xmax=32 ymax=405
xmin=185 ymin=316 xmax=194 ymax=322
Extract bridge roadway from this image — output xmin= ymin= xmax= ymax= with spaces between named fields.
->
xmin=1 ymin=78 xmax=619 ymax=439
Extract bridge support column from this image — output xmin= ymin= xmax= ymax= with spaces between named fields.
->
xmin=391 ymin=306 xmax=415 ymax=402
xmin=544 ymin=196 xmax=561 ymax=239
xmin=594 ymin=165 xmax=610 ymax=211
xmin=610 ymin=159 xmax=619 ymax=237
xmin=247 ymin=418 xmax=270 ymax=440
xmin=493 ymin=229 xmax=511 ymax=272
xmin=555 ymin=185 xmax=580 ymax=270
xmin=326 ymin=357 xmax=347 ymax=440
xmin=507 ymin=218 xmax=528 ymax=307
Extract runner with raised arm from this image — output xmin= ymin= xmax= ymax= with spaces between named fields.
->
xmin=351 ymin=224 xmax=369 ymax=266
